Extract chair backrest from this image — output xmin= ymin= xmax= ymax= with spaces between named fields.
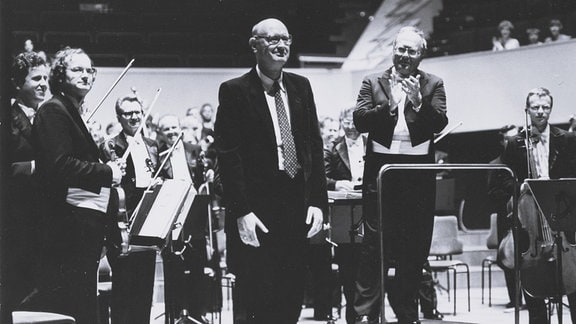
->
xmin=485 ymin=213 xmax=499 ymax=249
xmin=429 ymin=215 xmax=463 ymax=257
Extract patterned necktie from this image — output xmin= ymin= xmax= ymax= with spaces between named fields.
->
xmin=270 ymin=81 xmax=300 ymax=178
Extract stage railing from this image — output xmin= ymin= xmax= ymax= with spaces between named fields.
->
xmin=377 ymin=163 xmax=519 ymax=324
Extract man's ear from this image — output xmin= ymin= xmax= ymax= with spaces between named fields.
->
xmin=248 ymin=37 xmax=257 ymax=53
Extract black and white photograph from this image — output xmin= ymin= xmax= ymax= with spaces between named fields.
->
xmin=1 ymin=0 xmax=575 ymax=323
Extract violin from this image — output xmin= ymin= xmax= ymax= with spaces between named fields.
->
xmin=517 ymin=129 xmax=576 ymax=298
xmin=107 ymin=141 xmax=130 ymax=256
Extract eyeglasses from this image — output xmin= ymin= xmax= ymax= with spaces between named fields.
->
xmin=528 ymin=105 xmax=552 ymax=112
xmin=119 ymin=110 xmax=142 ymax=118
xmin=253 ymin=34 xmax=293 ymax=45
xmin=394 ymin=46 xmax=420 ymax=57
xmin=68 ymin=67 xmax=97 ymax=75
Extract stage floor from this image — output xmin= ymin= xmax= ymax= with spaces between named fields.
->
xmin=150 ymin=286 xmax=573 ymax=323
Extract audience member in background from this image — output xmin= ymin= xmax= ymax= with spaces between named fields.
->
xmin=156 ymin=114 xmax=210 ymax=323
xmin=320 ymin=116 xmax=341 ymax=150
xmin=215 ymin=18 xmax=327 ymax=323
xmin=545 ymin=19 xmax=571 ymax=43
xmin=526 ymin=28 xmax=542 ymax=46
xmin=181 ymin=115 xmax=202 ymax=144
xmin=200 ymin=103 xmax=215 ymax=140
xmin=100 ymin=94 xmax=161 ymax=324
xmin=87 ymin=120 xmax=105 ymax=146
xmin=5 ymin=51 xmax=49 ymax=318
xmin=569 ymin=114 xmax=576 ymax=132
xmin=26 ymin=47 xmax=124 ymax=323
xmin=487 ymin=124 xmax=523 ymax=308
xmin=23 ymin=39 xmax=48 ymax=63
xmin=492 ymin=20 xmax=520 ymax=51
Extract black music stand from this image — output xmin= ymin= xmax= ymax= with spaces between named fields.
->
xmin=164 ymin=193 xmax=213 ymax=324
xmin=527 ymin=178 xmax=576 ymax=324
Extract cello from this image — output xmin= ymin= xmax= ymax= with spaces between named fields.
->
xmin=517 ymin=125 xmax=576 ymax=299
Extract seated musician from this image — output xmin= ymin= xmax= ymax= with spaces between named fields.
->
xmin=496 ymin=87 xmax=576 ymax=324
xmin=156 ymin=114 xmax=210 ymax=323
xmin=100 ymin=93 xmax=161 ymax=324
xmin=325 ymin=106 xmax=442 ymax=323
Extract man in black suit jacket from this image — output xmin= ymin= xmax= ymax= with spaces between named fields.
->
xmin=99 ymin=94 xmax=161 ymax=324
xmin=215 ymin=18 xmax=328 ymax=324
xmin=5 ymin=51 xmax=49 ymax=317
xmin=495 ymin=87 xmax=576 ymax=324
xmin=352 ymin=27 xmax=448 ymax=324
xmin=28 ymin=47 xmax=124 ymax=324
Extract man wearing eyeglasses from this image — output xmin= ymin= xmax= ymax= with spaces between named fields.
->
xmin=99 ymin=94 xmax=161 ymax=324
xmin=352 ymin=27 xmax=448 ymax=324
xmin=215 ymin=18 xmax=328 ymax=323
xmin=27 ymin=47 xmax=125 ymax=323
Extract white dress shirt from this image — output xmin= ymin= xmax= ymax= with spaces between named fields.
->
xmin=346 ymin=136 xmax=365 ymax=182
xmin=533 ymin=125 xmax=550 ymax=179
xmin=125 ymin=132 xmax=154 ymax=188
xmin=170 ymin=141 xmax=193 ymax=182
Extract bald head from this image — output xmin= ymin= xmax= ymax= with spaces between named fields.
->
xmin=157 ymin=114 xmax=182 ymax=147
xmin=251 ymin=18 xmax=287 ymax=36
xmin=249 ymin=18 xmax=291 ymax=78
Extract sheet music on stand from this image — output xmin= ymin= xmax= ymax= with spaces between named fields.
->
xmin=130 ymin=179 xmax=194 ymax=247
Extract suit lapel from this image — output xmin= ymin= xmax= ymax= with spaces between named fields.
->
xmin=59 ymin=95 xmax=102 ymax=160
xmin=283 ymin=73 xmax=303 ymax=139
xmin=377 ymin=68 xmax=393 ymax=101
xmin=11 ymin=102 xmax=33 ymax=139
xmin=336 ymin=141 xmax=351 ymax=173
xmin=248 ymin=69 xmax=276 ymax=142
xmin=549 ymin=126 xmax=562 ymax=171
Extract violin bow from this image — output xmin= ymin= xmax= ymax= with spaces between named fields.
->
xmin=120 ymin=88 xmax=162 ymax=161
xmin=146 ymin=132 xmax=184 ymax=192
xmin=434 ymin=121 xmax=463 ymax=144
xmin=85 ymin=58 xmax=135 ymax=123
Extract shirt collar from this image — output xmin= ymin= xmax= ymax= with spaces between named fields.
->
xmin=17 ymin=103 xmax=36 ymax=122
xmin=256 ymin=65 xmax=285 ymax=94
xmin=345 ymin=136 xmax=362 ymax=147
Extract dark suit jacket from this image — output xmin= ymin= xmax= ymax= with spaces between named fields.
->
xmin=353 ymin=67 xmax=448 ymax=155
xmin=33 ymin=94 xmax=113 ymax=205
xmin=215 ymin=68 xmax=328 ymax=235
xmin=497 ymin=126 xmax=576 ymax=197
xmin=160 ymin=142 xmax=202 ymax=180
xmin=100 ymin=131 xmax=161 ymax=215
xmin=324 ymin=136 xmax=366 ymax=190
xmin=10 ymin=101 xmax=36 ymax=178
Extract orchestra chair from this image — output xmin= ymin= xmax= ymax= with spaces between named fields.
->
xmin=481 ymin=213 xmax=499 ymax=307
xmin=428 ymin=215 xmax=470 ymax=315
xmin=12 ymin=312 xmax=75 ymax=324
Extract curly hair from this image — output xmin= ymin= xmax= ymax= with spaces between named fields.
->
xmin=49 ymin=47 xmax=92 ymax=95
xmin=11 ymin=51 xmax=47 ymax=88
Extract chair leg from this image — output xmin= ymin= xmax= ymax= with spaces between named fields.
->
xmin=488 ymin=262 xmax=493 ymax=307
xmin=481 ymin=259 xmax=486 ymax=304
xmin=452 ymin=267 xmax=457 ymax=315
xmin=446 ymin=271 xmax=451 ymax=302
xmin=466 ymin=264 xmax=471 ymax=312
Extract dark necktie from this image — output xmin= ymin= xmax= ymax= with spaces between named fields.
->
xmin=270 ymin=81 xmax=300 ymax=178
